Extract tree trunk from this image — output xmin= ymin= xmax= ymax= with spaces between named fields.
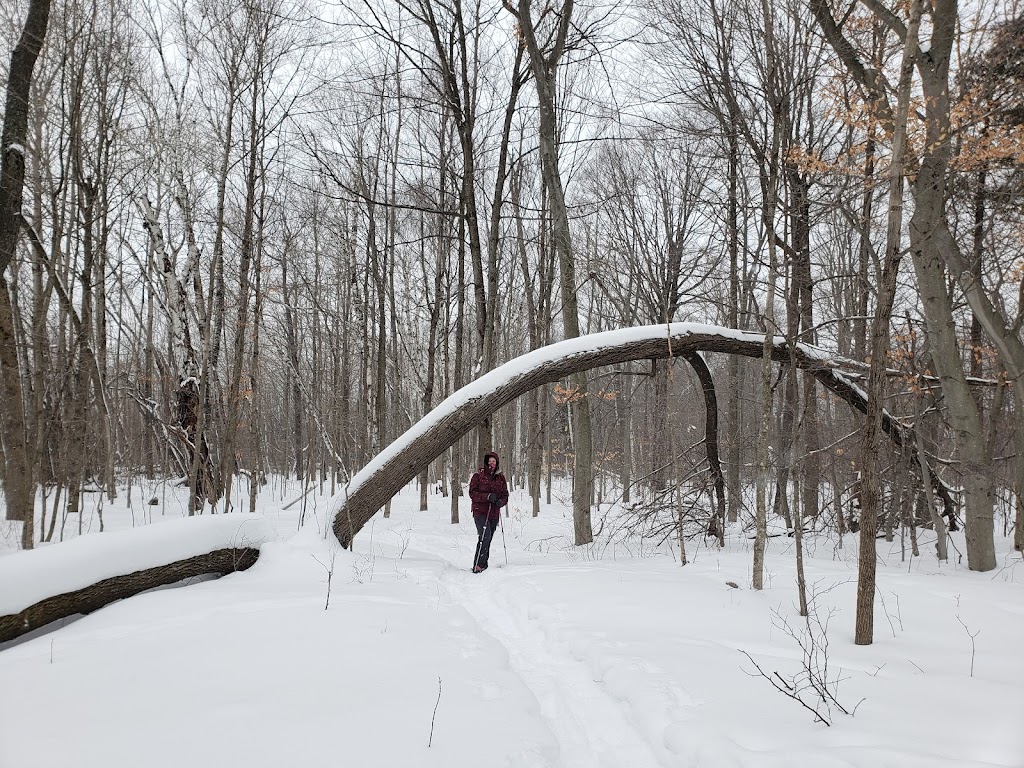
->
xmin=620 ymin=369 xmax=632 ymax=506
xmin=0 ymin=281 xmax=33 ymax=545
xmin=0 ymin=0 xmax=50 ymax=278
xmin=0 ymin=0 xmax=51 ymax=545
xmin=515 ymin=0 xmax=594 ymax=545
xmin=450 ymin=208 xmax=467 ymax=525
xmin=515 ymin=169 xmax=543 ymax=517
xmin=220 ymin=51 xmax=265 ymax=514
xmin=912 ymin=27 xmax=996 ymax=573
xmin=282 ymin=241 xmax=303 ymax=480
xmin=725 ymin=124 xmax=741 ymax=522
xmin=810 ymin=0 xmax=1000 ymax=574
xmin=856 ymin=0 xmax=921 ymax=645
xmin=682 ymin=351 xmax=726 ymax=545
xmin=139 ymin=199 xmax=210 ymax=511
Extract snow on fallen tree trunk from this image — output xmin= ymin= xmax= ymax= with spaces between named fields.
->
xmin=0 ymin=515 xmax=273 ymax=644
xmin=331 ymin=323 xmax=956 ymax=548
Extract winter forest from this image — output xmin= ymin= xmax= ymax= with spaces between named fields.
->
xmin=1 ymin=0 xmax=1023 ymax=765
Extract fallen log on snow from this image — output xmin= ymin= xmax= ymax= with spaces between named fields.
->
xmin=0 ymin=515 xmax=272 ymax=645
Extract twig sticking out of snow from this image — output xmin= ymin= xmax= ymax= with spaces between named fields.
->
xmin=311 ymin=550 xmax=337 ymax=610
xmin=739 ymin=650 xmax=833 ymax=726
xmin=955 ymin=615 xmax=980 ymax=677
xmin=428 ymin=677 xmax=442 ymax=747
xmin=740 ymin=595 xmax=865 ymax=726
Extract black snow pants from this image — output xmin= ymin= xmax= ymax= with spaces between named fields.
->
xmin=473 ymin=515 xmax=499 ymax=569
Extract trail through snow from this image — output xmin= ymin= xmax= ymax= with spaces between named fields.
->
xmin=409 ymin=523 xmax=691 ymax=768
xmin=443 ymin=566 xmax=666 ymax=768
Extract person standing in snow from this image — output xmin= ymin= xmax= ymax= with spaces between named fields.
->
xmin=468 ymin=451 xmax=508 ymax=572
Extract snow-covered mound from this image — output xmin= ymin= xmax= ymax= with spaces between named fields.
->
xmin=0 ymin=513 xmax=275 ymax=615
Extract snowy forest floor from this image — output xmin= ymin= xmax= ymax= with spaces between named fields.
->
xmin=1 ymin=478 xmax=1022 ymax=768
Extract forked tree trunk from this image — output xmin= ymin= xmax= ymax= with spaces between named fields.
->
xmin=912 ymin=21 xmax=996 ymax=573
xmin=139 ymin=199 xmax=212 ymax=511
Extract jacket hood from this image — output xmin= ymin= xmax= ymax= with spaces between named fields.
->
xmin=482 ymin=452 xmax=500 ymax=471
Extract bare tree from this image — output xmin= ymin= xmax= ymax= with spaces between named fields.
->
xmin=854 ymin=0 xmax=922 ymax=645
xmin=0 ymin=0 xmax=52 ymax=547
xmin=810 ymin=0 xmax=1009 ymax=572
xmin=507 ymin=0 xmax=595 ymax=544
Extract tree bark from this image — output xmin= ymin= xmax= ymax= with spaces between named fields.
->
xmin=514 ymin=0 xmax=594 ymax=545
xmin=219 ymin=29 xmax=267 ymax=513
xmin=139 ymin=199 xmax=211 ymax=511
xmin=0 ymin=0 xmax=51 ymax=278
xmin=911 ymin=6 xmax=996 ymax=572
xmin=0 ymin=547 xmax=259 ymax=644
xmin=856 ymin=0 xmax=921 ymax=646
xmin=0 ymin=0 xmax=51 ymax=545
xmin=515 ymin=168 xmax=544 ymax=517
xmin=682 ymin=351 xmax=726 ymax=545
xmin=0 ymin=281 xmax=33 ymax=543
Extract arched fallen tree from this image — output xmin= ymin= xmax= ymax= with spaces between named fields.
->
xmin=332 ymin=323 xmax=955 ymax=548
xmin=0 ymin=515 xmax=271 ymax=645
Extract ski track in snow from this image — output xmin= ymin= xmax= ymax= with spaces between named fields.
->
xmin=436 ymin=561 xmax=668 ymax=768
xmin=445 ymin=572 xmax=663 ymax=768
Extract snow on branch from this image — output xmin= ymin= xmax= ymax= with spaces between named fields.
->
xmin=0 ymin=515 xmax=274 ymax=644
xmin=330 ymin=323 xmax=953 ymax=548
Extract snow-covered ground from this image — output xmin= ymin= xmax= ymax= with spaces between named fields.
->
xmin=1 ymin=479 xmax=1022 ymax=768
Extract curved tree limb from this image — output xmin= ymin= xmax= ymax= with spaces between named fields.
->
xmin=681 ymin=350 xmax=727 ymax=543
xmin=331 ymin=325 xmax=956 ymax=548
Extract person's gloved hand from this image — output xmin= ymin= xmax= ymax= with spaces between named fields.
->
xmin=487 ymin=493 xmax=497 ymax=503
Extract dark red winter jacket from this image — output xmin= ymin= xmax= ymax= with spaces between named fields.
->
xmin=469 ymin=452 xmax=509 ymax=520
